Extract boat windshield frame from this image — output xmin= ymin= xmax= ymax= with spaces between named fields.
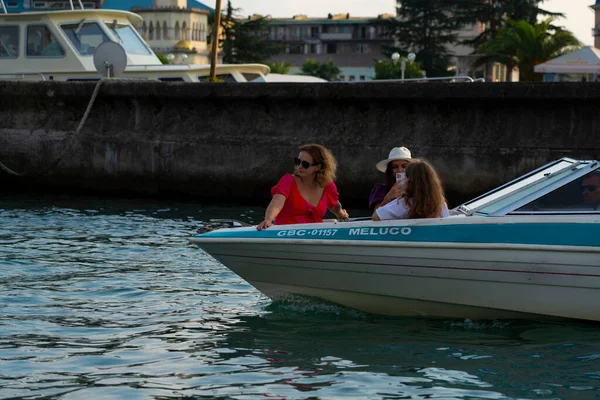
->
xmin=60 ymin=19 xmax=111 ymax=56
xmin=457 ymin=157 xmax=600 ymax=216
xmin=105 ymin=21 xmax=152 ymax=56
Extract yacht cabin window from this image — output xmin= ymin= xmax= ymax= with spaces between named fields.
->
xmin=60 ymin=22 xmax=110 ymax=56
xmin=27 ymin=25 xmax=65 ymax=57
xmin=106 ymin=23 xmax=152 ymax=55
xmin=0 ymin=26 xmax=19 ymax=58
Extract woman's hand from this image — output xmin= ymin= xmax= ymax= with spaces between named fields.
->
xmin=256 ymin=194 xmax=286 ymax=231
xmin=382 ymin=181 xmax=406 ymax=205
xmin=337 ymin=209 xmax=350 ymax=222
xmin=256 ymin=219 xmax=273 ymax=231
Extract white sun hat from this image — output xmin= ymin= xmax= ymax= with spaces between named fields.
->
xmin=375 ymin=146 xmax=412 ymax=173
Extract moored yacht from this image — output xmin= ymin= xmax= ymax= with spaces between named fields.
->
xmin=0 ymin=1 xmax=270 ymax=82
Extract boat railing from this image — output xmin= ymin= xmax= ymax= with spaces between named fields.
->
xmin=0 ymin=72 xmax=46 ymax=81
xmin=0 ymin=0 xmax=85 ymax=12
xmin=364 ymin=76 xmax=485 ymax=83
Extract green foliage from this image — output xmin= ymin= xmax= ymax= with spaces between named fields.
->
xmin=476 ymin=18 xmax=581 ymax=81
xmin=155 ymin=52 xmax=169 ymax=65
xmin=266 ymin=61 xmax=293 ymax=74
xmin=220 ymin=1 xmax=283 ymax=64
xmin=301 ymin=59 xmax=341 ymax=81
xmin=374 ymin=59 xmax=423 ymax=80
xmin=378 ymin=0 xmax=468 ymax=77
xmin=456 ymin=0 xmax=563 ymax=48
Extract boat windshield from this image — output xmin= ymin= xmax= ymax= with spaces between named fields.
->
xmin=61 ymin=21 xmax=110 ymax=56
xmin=458 ymin=158 xmax=599 ymax=216
xmin=515 ymin=169 xmax=600 ymax=213
xmin=107 ymin=24 xmax=151 ymax=55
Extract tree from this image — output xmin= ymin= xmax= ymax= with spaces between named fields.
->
xmin=476 ymin=18 xmax=581 ymax=81
xmin=378 ymin=0 xmax=469 ymax=78
xmin=155 ymin=52 xmax=169 ymax=64
xmin=301 ymin=59 xmax=340 ymax=81
xmin=219 ymin=1 xmax=283 ymax=64
xmin=374 ymin=58 xmax=423 ymax=80
xmin=267 ymin=61 xmax=293 ymax=74
xmin=457 ymin=0 xmax=563 ymax=48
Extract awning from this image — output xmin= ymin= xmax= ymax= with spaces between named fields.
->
xmin=534 ymin=46 xmax=600 ymax=74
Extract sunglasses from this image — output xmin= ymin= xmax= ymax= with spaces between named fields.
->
xmin=294 ymin=157 xmax=319 ymax=169
xmin=582 ymin=185 xmax=599 ymax=193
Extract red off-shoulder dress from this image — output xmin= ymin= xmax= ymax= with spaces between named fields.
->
xmin=271 ymin=174 xmax=339 ymax=225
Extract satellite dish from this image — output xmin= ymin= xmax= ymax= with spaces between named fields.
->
xmin=93 ymin=41 xmax=127 ymax=78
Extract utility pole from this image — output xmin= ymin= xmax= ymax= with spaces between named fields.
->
xmin=209 ymin=0 xmax=223 ymax=81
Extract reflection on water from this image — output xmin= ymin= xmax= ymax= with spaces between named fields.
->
xmin=1 ymin=195 xmax=600 ymax=399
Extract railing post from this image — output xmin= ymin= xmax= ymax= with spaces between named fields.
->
xmin=1 ymin=0 xmax=7 ymax=14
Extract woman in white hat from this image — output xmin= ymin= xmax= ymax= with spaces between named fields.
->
xmin=369 ymin=146 xmax=412 ymax=210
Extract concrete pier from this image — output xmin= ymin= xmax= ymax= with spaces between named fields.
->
xmin=1 ymin=80 xmax=599 ymax=207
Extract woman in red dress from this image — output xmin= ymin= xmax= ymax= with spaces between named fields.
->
xmin=256 ymin=144 xmax=349 ymax=230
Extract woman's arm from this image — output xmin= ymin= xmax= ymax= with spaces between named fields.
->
xmin=372 ymin=210 xmax=382 ymax=221
xmin=256 ymin=194 xmax=286 ymax=230
xmin=377 ymin=181 xmax=405 ymax=210
xmin=328 ymin=201 xmax=349 ymax=221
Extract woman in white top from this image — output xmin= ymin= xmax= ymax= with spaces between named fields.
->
xmin=373 ymin=159 xmax=449 ymax=221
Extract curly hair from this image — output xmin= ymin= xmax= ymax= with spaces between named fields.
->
xmin=403 ymin=159 xmax=446 ymax=219
xmin=298 ymin=144 xmax=337 ymax=187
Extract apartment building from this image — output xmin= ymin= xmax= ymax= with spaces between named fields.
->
xmin=266 ymin=13 xmax=395 ymax=81
xmin=265 ymin=13 xmax=515 ymax=82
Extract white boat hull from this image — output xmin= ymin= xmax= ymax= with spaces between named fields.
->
xmin=192 ymin=216 xmax=600 ymax=321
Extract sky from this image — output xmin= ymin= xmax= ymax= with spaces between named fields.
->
xmin=203 ymin=0 xmax=595 ymax=46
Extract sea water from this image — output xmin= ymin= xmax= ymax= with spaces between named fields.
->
xmin=1 ymin=195 xmax=600 ymax=400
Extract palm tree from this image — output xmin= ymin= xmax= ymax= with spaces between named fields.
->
xmin=476 ymin=18 xmax=581 ymax=81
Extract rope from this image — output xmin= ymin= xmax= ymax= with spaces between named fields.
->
xmin=0 ymin=77 xmax=107 ymax=177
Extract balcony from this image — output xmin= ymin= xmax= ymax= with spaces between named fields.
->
xmin=320 ymin=32 xmax=352 ymax=40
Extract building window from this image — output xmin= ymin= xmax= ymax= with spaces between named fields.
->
xmin=288 ymin=44 xmax=303 ymax=54
xmin=348 ymin=75 xmax=355 ymax=81
xmin=309 ymin=43 xmax=317 ymax=54
xmin=326 ymin=43 xmax=336 ymax=54
xmin=358 ymin=43 xmax=370 ymax=54
xmin=359 ymin=75 xmax=366 ymax=80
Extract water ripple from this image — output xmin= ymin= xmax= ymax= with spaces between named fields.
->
xmin=1 ymin=195 xmax=600 ymax=399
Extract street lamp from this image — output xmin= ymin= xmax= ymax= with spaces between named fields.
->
xmin=391 ymin=52 xmax=416 ymax=81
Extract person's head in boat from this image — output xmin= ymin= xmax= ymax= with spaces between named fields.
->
xmin=582 ymin=172 xmax=600 ymax=211
xmin=369 ymin=146 xmax=412 ymax=210
xmin=373 ymin=159 xmax=449 ymax=221
xmin=404 ymin=159 xmax=447 ymax=218
xmin=376 ymin=146 xmax=412 ymax=188
xmin=294 ymin=143 xmax=337 ymax=188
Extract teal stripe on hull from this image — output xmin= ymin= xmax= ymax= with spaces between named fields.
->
xmin=194 ymin=223 xmax=600 ymax=247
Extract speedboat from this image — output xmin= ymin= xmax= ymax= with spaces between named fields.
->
xmin=0 ymin=3 xmax=270 ymax=82
xmin=191 ymin=158 xmax=600 ymax=321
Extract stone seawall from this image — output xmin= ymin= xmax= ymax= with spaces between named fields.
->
xmin=1 ymin=80 xmax=599 ymax=207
